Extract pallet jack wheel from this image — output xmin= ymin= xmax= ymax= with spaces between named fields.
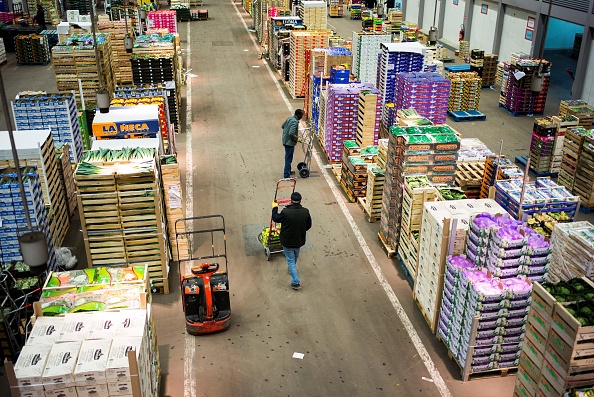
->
xmin=299 ymin=168 xmax=310 ymax=178
xmin=297 ymin=162 xmax=307 ymax=171
xmin=265 ymin=247 xmax=271 ymax=261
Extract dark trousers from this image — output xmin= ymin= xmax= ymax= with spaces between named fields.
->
xmin=283 ymin=144 xmax=295 ymax=178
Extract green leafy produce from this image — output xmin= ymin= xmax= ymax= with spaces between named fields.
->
xmin=557 ymin=286 xmax=572 ymax=295
xmin=580 ymin=307 xmax=594 ymax=316
xmin=567 ymin=308 xmax=576 ymax=316
xmin=439 ymin=188 xmax=466 ymax=200
xmin=577 ymin=317 xmax=590 ymax=326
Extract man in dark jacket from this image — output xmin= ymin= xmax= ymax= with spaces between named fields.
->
xmin=281 ymin=109 xmax=304 ymax=178
xmin=272 ymin=192 xmax=312 ymax=290
xmin=35 ymin=4 xmax=46 ymax=30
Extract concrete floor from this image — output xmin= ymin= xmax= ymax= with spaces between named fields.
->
xmin=1 ymin=2 xmax=593 ymax=397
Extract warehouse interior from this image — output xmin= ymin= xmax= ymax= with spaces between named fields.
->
xmin=1 ymin=0 xmax=594 ymax=396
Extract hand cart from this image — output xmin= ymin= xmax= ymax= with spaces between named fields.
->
xmin=175 ymin=215 xmax=231 ymax=335
xmin=296 ymin=126 xmax=315 ymax=178
xmin=259 ymin=178 xmax=296 ymax=260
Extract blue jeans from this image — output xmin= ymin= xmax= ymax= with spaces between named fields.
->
xmin=283 ymin=144 xmax=295 ymax=178
xmin=283 ymin=246 xmax=300 ymax=286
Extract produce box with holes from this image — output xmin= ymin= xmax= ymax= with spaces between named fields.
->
xmin=42 ymin=266 xmax=147 ymax=291
xmin=92 ymin=105 xmax=161 ymax=139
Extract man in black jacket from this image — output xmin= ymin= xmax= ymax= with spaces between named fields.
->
xmin=272 ymin=192 xmax=312 ymax=290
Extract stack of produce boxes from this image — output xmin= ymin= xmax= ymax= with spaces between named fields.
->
xmin=110 ymin=97 xmax=170 ymax=149
xmin=469 ymin=49 xmax=484 ymax=77
xmin=494 ymin=178 xmax=579 ymax=220
xmin=340 ymin=141 xmax=377 ymax=202
xmin=56 ymin=143 xmax=77 ymax=218
xmin=529 ymin=117 xmax=557 ymax=175
xmin=0 ymin=130 xmax=69 ymax=248
xmin=74 ymin=148 xmax=170 ymax=293
xmin=0 ymin=166 xmax=56 ymax=269
xmin=299 ymin=1 xmax=327 ymax=30
xmin=573 ymin=134 xmax=594 ymax=209
xmin=0 ymin=37 xmax=6 ymax=65
xmin=439 ymin=213 xmax=551 ymax=380
xmin=351 ymin=32 xmax=391 ymax=85
xmin=380 ymin=102 xmax=397 ymax=138
xmin=479 ymin=156 xmax=524 ymax=199
xmin=379 ymin=125 xmax=460 ymax=254
xmin=548 ymin=221 xmax=594 ymax=282
xmin=12 ymin=92 xmax=84 ymax=163
xmin=558 ymin=100 xmax=594 ymax=129
xmin=356 ymin=89 xmax=382 ymax=147
xmin=415 ymin=200 xmax=507 ymax=334
xmin=15 ymin=34 xmax=51 ymax=65
xmin=288 ymin=30 xmax=331 ymax=98
xmin=459 ymin=40 xmax=470 ymax=59
xmin=98 ymin=20 xmax=134 ymax=85
xmin=549 ymin=116 xmax=579 ymax=175
xmin=363 ymin=163 xmax=385 ymax=221
xmin=328 ymin=0 xmax=343 ymax=17
xmin=323 ymin=83 xmax=375 ymax=162
xmin=500 ymin=59 xmax=550 ymax=116
xmin=558 ymin=127 xmax=588 ymax=191
xmin=161 ymin=155 xmax=188 ymax=261
xmin=397 ymin=175 xmax=437 ymax=280
xmin=455 ymin=138 xmax=493 ymax=199
xmin=515 ymin=277 xmax=594 ymax=397
xmin=377 ymin=42 xmax=424 ymax=115
xmin=148 ymin=10 xmax=178 ymax=33
xmin=482 ymin=54 xmax=498 ymax=87
xmin=394 ymin=72 xmax=450 ymax=124
xmin=447 ymin=72 xmax=481 ymax=112
xmin=384 ymin=9 xmax=402 ymax=36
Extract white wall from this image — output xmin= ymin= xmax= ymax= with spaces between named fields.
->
xmin=405 ymin=0 xmax=420 ymax=26
xmin=422 ymin=0 xmax=438 ymax=31
xmin=442 ymin=0 xmax=466 ymax=44
xmin=469 ymin=0 xmax=498 ymax=53
xmin=582 ymin=37 xmax=594 ymax=107
xmin=498 ymin=6 xmax=535 ymax=62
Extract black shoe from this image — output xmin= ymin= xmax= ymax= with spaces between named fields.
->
xmin=290 ymin=171 xmax=296 ymax=175
xmin=291 ymin=283 xmax=301 ymax=290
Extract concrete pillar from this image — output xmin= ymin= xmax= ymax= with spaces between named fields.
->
xmin=463 ymin=0 xmax=473 ymax=42
xmin=492 ymin=1 xmax=505 ymax=55
xmin=573 ymin=26 xmax=593 ymax=99
xmin=419 ymin=0 xmax=425 ymax=28
xmin=438 ymin=0 xmax=447 ymax=39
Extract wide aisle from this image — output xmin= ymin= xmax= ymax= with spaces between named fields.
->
xmin=153 ymin=3 xmax=514 ymax=397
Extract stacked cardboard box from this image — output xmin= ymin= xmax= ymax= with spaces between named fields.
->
xmin=356 ymin=89 xmax=382 ymax=147
xmin=323 ymin=83 xmax=375 ymax=162
xmin=363 ymin=163 xmax=385 ymax=221
xmin=148 ymin=10 xmax=178 ymax=33
xmin=514 ymin=277 xmax=594 ymax=397
xmin=0 ymin=130 xmax=69 ymax=249
xmin=469 ymin=49 xmax=484 ymax=76
xmin=379 ymin=125 xmax=460 ymax=252
xmin=447 ymin=72 xmax=481 ymax=112
xmin=288 ymin=30 xmax=331 ymax=98
xmin=558 ymin=126 xmax=588 ymax=191
xmin=97 ymin=20 xmax=134 ymax=85
xmin=340 ymin=141 xmax=377 ymax=202
xmin=548 ymin=116 xmax=578 ymax=174
xmin=548 ymin=221 xmax=594 ymax=282
xmin=482 ymin=54 xmax=498 ymax=87
xmin=299 ymin=1 xmax=327 ymax=30
xmin=459 ymin=40 xmax=470 ymax=59
xmin=328 ymin=0 xmax=343 ymax=17
xmin=529 ymin=117 xmax=558 ymax=174
xmin=15 ymin=34 xmax=51 ymax=65
xmin=415 ymin=200 xmax=506 ymax=334
xmin=573 ymin=135 xmax=594 ymax=208
xmin=394 ymin=72 xmax=450 ymax=125
xmin=500 ymin=59 xmax=550 ymax=115
xmin=479 ymin=155 xmax=523 ymax=199
xmin=558 ymin=100 xmax=594 ymax=129
xmin=12 ymin=92 xmax=84 ymax=163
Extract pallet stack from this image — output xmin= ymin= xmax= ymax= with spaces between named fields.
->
xmin=377 ymin=42 xmax=424 ymax=118
xmin=356 ymin=89 xmax=382 ymax=147
xmin=384 ymin=9 xmax=402 ymax=36
xmin=458 ymin=40 xmax=470 ymax=59
xmin=56 ymin=143 xmax=78 ymax=218
xmin=0 ymin=166 xmax=56 ymax=269
xmin=515 ymin=277 xmax=594 ymax=397
xmin=394 ymin=72 xmax=450 ymax=124
xmin=74 ymin=149 xmax=170 ymax=293
xmin=529 ymin=117 xmax=558 ymax=175
xmin=379 ymin=125 xmax=460 ymax=254
xmin=161 ymin=155 xmax=188 ymax=261
xmin=148 ymin=10 xmax=178 ymax=33
xmin=558 ymin=99 xmax=594 ymax=129
xmin=288 ymin=30 xmax=331 ymax=98
xmin=455 ymin=162 xmax=486 ymax=199
xmin=15 ymin=34 xmax=51 ymax=65
xmin=499 ymin=59 xmax=550 ymax=116
xmin=401 ymin=22 xmax=418 ymax=42
xmin=548 ymin=221 xmax=594 ymax=281
xmin=0 ymin=130 xmax=69 ymax=249
xmin=361 ymin=163 xmax=384 ymax=222
xmin=97 ymin=20 xmax=134 ymax=85
xmin=573 ymin=135 xmax=594 ymax=209
xmin=351 ymin=32 xmax=391 ymax=85
xmin=340 ymin=141 xmax=377 ymax=202
xmin=479 ymin=155 xmax=523 ymax=199
xmin=12 ymin=92 xmax=84 ymax=163
xmin=299 ymin=1 xmax=326 ymax=30
xmin=322 ymin=83 xmax=376 ymax=162
xmin=549 ymin=116 xmax=579 ymax=174
xmin=482 ymin=54 xmax=498 ymax=87
xmin=469 ymin=49 xmax=484 ymax=77
xmin=447 ymin=72 xmax=481 ymax=112
xmin=557 ymin=126 xmax=588 ymax=191
xmin=328 ymin=0 xmax=343 ymax=17
xmin=397 ymin=176 xmax=437 ymax=280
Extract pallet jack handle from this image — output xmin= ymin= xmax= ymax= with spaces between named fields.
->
xmin=174 ymin=215 xmax=228 ymax=272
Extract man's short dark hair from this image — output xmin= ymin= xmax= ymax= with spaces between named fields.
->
xmin=295 ymin=109 xmax=304 ymax=119
xmin=291 ymin=192 xmax=302 ymax=202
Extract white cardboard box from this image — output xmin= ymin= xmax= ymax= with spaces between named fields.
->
xmin=74 ymin=339 xmax=111 ymax=386
xmin=108 ymin=380 xmax=134 ymax=395
xmin=117 ymin=310 xmax=147 ymax=337
xmin=58 ymin=313 xmax=94 ymax=342
xmin=106 ymin=336 xmax=143 ymax=382
xmin=77 ymin=384 xmax=110 ymax=397
xmin=86 ymin=312 xmax=120 ymax=340
xmin=27 ymin=316 xmax=64 ymax=345
xmin=13 ymin=344 xmax=52 ymax=391
xmin=44 ymin=386 xmax=79 ymax=397
xmin=42 ymin=341 xmax=81 ymax=391
xmin=66 ymin=10 xmax=79 ymax=22
xmin=17 ymin=389 xmax=45 ymax=397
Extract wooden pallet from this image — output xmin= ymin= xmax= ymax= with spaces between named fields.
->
xmin=331 ymin=164 xmax=341 ymax=182
xmin=357 ymin=197 xmax=380 ymax=222
xmin=378 ymin=231 xmax=396 ymax=259
xmin=456 ymin=161 xmax=485 ymax=188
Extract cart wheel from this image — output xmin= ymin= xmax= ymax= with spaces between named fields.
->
xmin=299 ymin=168 xmax=310 ymax=178
xmin=297 ymin=162 xmax=307 ymax=171
xmin=265 ymin=247 xmax=271 ymax=261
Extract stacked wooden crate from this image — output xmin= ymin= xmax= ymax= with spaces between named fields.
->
xmin=98 ymin=20 xmax=134 ymax=85
xmin=550 ymin=115 xmax=579 ymax=175
xmin=75 ymin=153 xmax=170 ymax=293
xmin=340 ymin=140 xmax=377 ymax=202
xmin=559 ymin=100 xmax=594 ymax=129
xmin=479 ymin=155 xmax=523 ymax=199
xmin=549 ymin=221 xmax=594 ymax=282
xmin=356 ymin=89 xmax=382 ymax=147
xmin=161 ymin=156 xmax=188 ymax=261
xmin=573 ymin=135 xmax=594 ymax=209
xmin=0 ymin=130 xmax=69 ymax=247
xmin=482 ymin=54 xmax=498 ymax=87
xmin=56 ymin=143 xmax=78 ymax=218
xmin=558 ymin=127 xmax=588 ymax=192
xmin=361 ymin=164 xmax=384 ymax=222
xmin=288 ymin=30 xmax=331 ymax=98
xmin=455 ymin=162 xmax=485 ymax=199
xmin=299 ymin=0 xmax=326 ymax=30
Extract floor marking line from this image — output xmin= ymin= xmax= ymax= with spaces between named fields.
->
xmin=232 ymin=2 xmax=453 ymax=396
xmin=184 ymin=20 xmax=196 ymax=397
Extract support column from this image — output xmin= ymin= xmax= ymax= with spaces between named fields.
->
xmin=463 ymin=0 xmax=473 ymax=42
xmin=438 ymin=0 xmax=447 ymax=39
xmin=531 ymin=10 xmax=546 ymax=58
xmin=573 ymin=26 xmax=593 ymax=99
xmin=418 ymin=0 xmax=425 ymax=28
xmin=492 ymin=1 xmax=505 ymax=55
